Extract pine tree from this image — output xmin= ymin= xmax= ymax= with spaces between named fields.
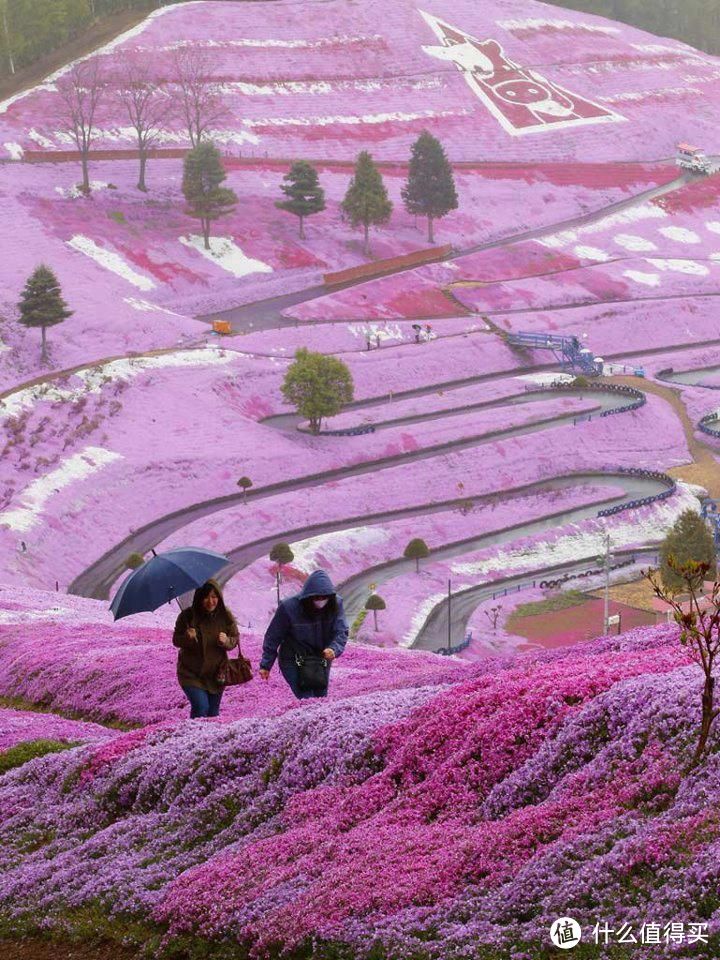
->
xmin=401 ymin=130 xmax=458 ymax=243
xmin=18 ymin=265 xmax=73 ymax=364
xmin=276 ymin=160 xmax=325 ymax=239
xmin=341 ymin=151 xmax=392 ymax=256
xmin=281 ymin=347 xmax=354 ymax=434
xmin=660 ymin=509 xmax=716 ymax=593
xmin=182 ymin=142 xmax=238 ymax=250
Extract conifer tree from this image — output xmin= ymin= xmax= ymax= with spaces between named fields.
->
xmin=18 ymin=265 xmax=73 ymax=364
xmin=660 ymin=509 xmax=716 ymax=592
xmin=341 ymin=151 xmax=392 ymax=255
xmin=182 ymin=142 xmax=238 ymax=250
xmin=401 ymin=130 xmax=458 ymax=243
xmin=276 ymin=160 xmax=325 ymax=239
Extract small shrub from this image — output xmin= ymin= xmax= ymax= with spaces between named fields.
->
xmin=107 ymin=210 xmax=126 ymax=223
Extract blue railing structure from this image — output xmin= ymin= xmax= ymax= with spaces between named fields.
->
xmin=699 ymin=412 xmax=720 ymax=439
xmin=596 ymin=465 xmax=676 ymax=517
xmin=524 ymin=380 xmax=646 ymax=424
xmin=505 ymin=332 xmax=603 ymax=376
xmin=434 ymin=631 xmax=472 ymax=656
xmin=321 ymin=425 xmax=376 ymax=436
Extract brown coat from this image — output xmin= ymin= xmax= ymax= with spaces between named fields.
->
xmin=173 ymin=603 xmax=239 ymax=695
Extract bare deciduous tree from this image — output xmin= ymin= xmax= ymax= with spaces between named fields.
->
xmin=113 ymin=54 xmax=171 ymax=191
xmin=56 ymin=58 xmax=106 ymax=194
xmin=171 ymin=46 xmax=227 ymax=148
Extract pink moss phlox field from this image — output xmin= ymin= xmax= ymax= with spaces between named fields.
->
xmin=0 ymin=623 xmax=700 ymax=959
xmin=0 ymin=707 xmax=112 ymax=750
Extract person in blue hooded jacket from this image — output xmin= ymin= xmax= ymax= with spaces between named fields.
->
xmin=259 ymin=568 xmax=348 ymax=699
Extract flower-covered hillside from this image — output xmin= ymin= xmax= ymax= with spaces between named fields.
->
xmin=2 ymin=0 xmax=720 ymax=164
xmin=0 ymin=619 xmax=715 ymax=959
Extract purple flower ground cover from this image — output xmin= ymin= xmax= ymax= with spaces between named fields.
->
xmin=0 ymin=615 xmax=716 ymax=960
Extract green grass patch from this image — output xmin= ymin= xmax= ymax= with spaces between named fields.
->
xmin=0 ymin=738 xmax=79 ymax=775
xmin=511 ymin=589 xmax=589 ymax=620
xmin=0 ymin=693 xmax=141 ymax=731
xmin=107 ymin=209 xmax=126 ymax=223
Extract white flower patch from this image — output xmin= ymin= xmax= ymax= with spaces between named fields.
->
xmin=573 ymin=246 xmax=611 ymax=261
xmin=246 ymin=108 xmax=468 ymax=128
xmin=450 ymin=483 xmax=699 ymax=578
xmin=0 ymin=348 xmax=235 ymax=421
xmin=658 ymin=226 xmax=701 ymax=244
xmin=623 ymin=270 xmax=660 ymax=287
xmin=0 ymin=447 xmax=122 ymax=533
xmin=539 ymin=204 xmax=666 ymax=248
xmin=67 ymin=235 xmax=155 ymax=290
xmin=348 ymin=322 xmax=404 ymax=343
xmin=179 ymin=236 xmax=272 ymax=278
xmin=710 ymin=253 xmax=720 ymax=262
xmin=291 ymin=526 xmax=392 ymax=572
xmin=27 ymin=128 xmax=55 ymax=148
xmin=4 ymin=142 xmax=23 ymax=160
xmin=499 ymin=17 xmax=619 ymax=33
xmin=706 ymin=222 xmax=720 ymax=235
xmin=153 ymin=34 xmax=384 ymax=51
xmin=55 ymin=181 xmax=110 ymax=199
xmin=647 ymin=258 xmax=710 ymax=276
xmin=614 ymin=234 xmax=657 ymax=252
xmin=516 ymin=372 xmax=574 ymax=385
xmin=402 ymin=593 xmax=449 ymax=647
xmin=123 ymin=298 xmax=183 ymax=316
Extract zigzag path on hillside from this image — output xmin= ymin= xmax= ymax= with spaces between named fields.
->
xmin=206 ymin=169 xmax=694 ymax=332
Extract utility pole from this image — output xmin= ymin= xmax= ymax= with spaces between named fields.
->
xmin=602 ymin=532 xmax=612 ymax=635
xmin=447 ymin=578 xmax=452 ymax=654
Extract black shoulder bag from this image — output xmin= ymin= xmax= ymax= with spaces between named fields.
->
xmin=294 ymin=652 xmax=329 ymax=693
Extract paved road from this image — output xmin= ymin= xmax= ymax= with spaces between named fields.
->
xmin=336 ymin=474 xmax=667 ymax=637
xmin=70 ymin=386 xmax=639 ymax=599
xmin=203 ymin=172 xmax=693 ymax=334
xmin=411 ymin=546 xmax=659 ymax=653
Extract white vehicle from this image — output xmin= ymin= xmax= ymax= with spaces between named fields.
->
xmin=676 ymin=143 xmax=714 ymax=175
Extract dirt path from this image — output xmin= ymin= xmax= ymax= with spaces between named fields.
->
xmin=0 ymin=10 xmax=147 ymax=104
xmin=609 ymin=374 xmax=720 ymax=497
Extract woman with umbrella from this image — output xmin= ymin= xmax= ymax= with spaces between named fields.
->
xmin=173 ymin=579 xmax=240 ymax=718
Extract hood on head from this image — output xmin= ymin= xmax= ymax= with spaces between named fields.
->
xmin=298 ymin=569 xmax=336 ymax=599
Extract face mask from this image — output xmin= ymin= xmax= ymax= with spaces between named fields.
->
xmin=312 ymin=597 xmax=329 ymax=609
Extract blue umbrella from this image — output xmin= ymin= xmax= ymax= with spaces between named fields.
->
xmin=110 ymin=547 xmax=229 ymax=621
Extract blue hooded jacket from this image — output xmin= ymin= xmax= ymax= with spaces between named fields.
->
xmin=260 ymin=569 xmax=348 ymax=670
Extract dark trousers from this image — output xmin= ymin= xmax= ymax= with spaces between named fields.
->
xmin=279 ymin=658 xmax=328 ymax=700
xmin=182 ymin=685 xmax=223 ymax=718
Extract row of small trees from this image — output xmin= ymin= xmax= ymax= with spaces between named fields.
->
xmin=277 ymin=132 xmax=457 ymax=251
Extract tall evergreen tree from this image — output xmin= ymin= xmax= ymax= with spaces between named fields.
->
xmin=276 ymin=160 xmax=325 ymax=239
xmin=18 ymin=265 xmax=73 ymax=364
xmin=182 ymin=142 xmax=238 ymax=249
xmin=281 ymin=347 xmax=354 ymax=434
xmin=660 ymin=509 xmax=716 ymax=593
xmin=341 ymin=151 xmax=392 ymax=256
xmin=401 ymin=130 xmax=458 ymax=243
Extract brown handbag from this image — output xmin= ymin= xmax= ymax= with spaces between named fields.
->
xmin=216 ymin=646 xmax=253 ymax=686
